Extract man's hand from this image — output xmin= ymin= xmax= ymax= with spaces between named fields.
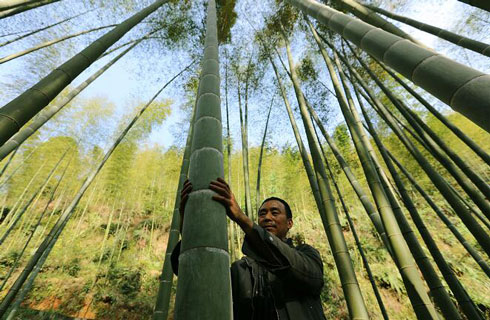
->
xmin=179 ymin=179 xmax=192 ymax=233
xmin=209 ymin=177 xmax=253 ymax=234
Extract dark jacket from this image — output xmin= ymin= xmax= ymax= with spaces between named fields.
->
xmin=172 ymin=224 xmax=326 ymax=320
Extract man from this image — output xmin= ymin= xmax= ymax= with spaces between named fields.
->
xmin=172 ymin=177 xmax=326 ymax=320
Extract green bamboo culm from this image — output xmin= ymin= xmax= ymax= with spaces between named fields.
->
xmin=384 ymin=147 xmax=490 ymax=278
xmin=270 ymin=52 xmax=367 ymax=319
xmin=281 ymin=33 xmax=370 ymax=318
xmin=0 ymin=24 xmax=117 ymax=65
xmin=173 ymin=0 xmax=233 ymax=319
xmin=373 ymin=59 xmax=490 ymax=166
xmin=330 ymin=38 xmax=490 ymax=257
xmin=286 ymin=0 xmax=490 ymax=132
xmin=152 ymin=86 xmax=197 ymax=320
xmin=307 ymin=21 xmax=439 ymax=319
xmin=362 ymin=3 xmax=490 ymax=57
xmin=0 ymin=9 xmax=92 ymax=48
xmin=0 ymin=35 xmax=149 ymax=161
xmin=0 ymin=0 xmax=47 ymax=11
xmin=0 ymin=0 xmax=60 ymax=19
xmin=457 ymin=0 xmax=490 ymax=12
xmin=334 ymin=0 xmax=424 ymax=46
xmin=312 ymin=121 xmax=390 ymax=320
xmin=360 ymin=101 xmax=484 ymax=320
xmin=0 ymin=0 xmax=170 ymax=146
xmin=347 ymin=46 xmax=490 ymax=214
xmin=0 ymin=63 xmax=190 ymax=318
xmin=255 ymin=97 xmax=273 ymax=213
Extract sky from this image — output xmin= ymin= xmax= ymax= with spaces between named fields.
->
xmin=0 ymin=0 xmax=488 ymax=153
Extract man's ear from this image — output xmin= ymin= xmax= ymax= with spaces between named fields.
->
xmin=287 ymin=219 xmax=293 ymax=230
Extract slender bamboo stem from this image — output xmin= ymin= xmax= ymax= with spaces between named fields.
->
xmin=255 ymin=97 xmax=273 ymax=213
xmin=0 ymin=60 xmax=191 ymax=317
xmin=308 ymin=21 xmax=438 ymax=319
xmin=287 ymin=0 xmax=490 ymax=132
xmin=313 ymin=119 xmax=390 ymax=320
xmin=327 ymin=37 xmax=490 ymax=257
xmin=0 ymin=9 xmax=93 ymax=48
xmin=363 ymin=3 xmax=490 ymax=57
xmin=282 ymin=32 xmax=370 ymax=318
xmin=0 ymin=0 xmax=171 ymax=145
xmin=360 ymin=100 xmax=484 ymax=319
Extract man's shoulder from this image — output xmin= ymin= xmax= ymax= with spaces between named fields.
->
xmin=294 ymin=242 xmax=322 ymax=258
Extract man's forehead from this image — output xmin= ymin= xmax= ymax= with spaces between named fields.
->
xmin=260 ymin=199 xmax=286 ymax=211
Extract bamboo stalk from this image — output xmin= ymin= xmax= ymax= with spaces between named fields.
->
xmin=0 ymin=60 xmax=191 ymax=316
xmin=0 ymin=0 xmax=171 ymax=145
xmin=308 ymin=21 xmax=439 ymax=319
xmin=287 ymin=0 xmax=490 ymax=132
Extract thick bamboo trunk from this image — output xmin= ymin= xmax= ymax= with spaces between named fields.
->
xmin=152 ymin=82 xmax=197 ymax=320
xmin=335 ymin=0 xmax=423 ymax=46
xmin=0 ymin=0 xmax=60 ymax=19
xmin=0 ymin=34 xmax=148 ymax=161
xmin=364 ymin=3 xmax=490 ymax=57
xmin=283 ymin=35 xmax=369 ymax=319
xmin=287 ymin=0 xmax=490 ymax=132
xmin=361 ymin=101 xmax=483 ymax=320
xmin=0 ymin=0 xmax=170 ymax=146
xmin=458 ymin=0 xmax=490 ymax=12
xmin=330 ymin=38 xmax=490 ymax=257
xmin=373 ymin=59 xmax=490 ymax=165
xmin=0 ymin=61 xmax=189 ymax=317
xmin=308 ymin=21 xmax=439 ymax=320
xmin=173 ymin=1 xmax=232 ymax=318
xmin=349 ymin=47 xmax=490 ymax=214
xmin=313 ymin=122 xmax=390 ymax=320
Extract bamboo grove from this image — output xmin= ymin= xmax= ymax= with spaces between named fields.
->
xmin=0 ymin=0 xmax=489 ymax=319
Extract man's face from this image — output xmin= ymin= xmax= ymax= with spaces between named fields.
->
xmin=258 ymin=200 xmax=293 ymax=240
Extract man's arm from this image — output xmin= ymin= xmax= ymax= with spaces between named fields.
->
xmin=242 ymin=224 xmax=324 ymax=295
xmin=210 ymin=178 xmax=324 ymax=294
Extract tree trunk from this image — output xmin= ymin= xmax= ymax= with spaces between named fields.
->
xmin=364 ymin=3 xmax=490 ymax=57
xmin=173 ymin=1 xmax=232 ymax=318
xmin=329 ymin=35 xmax=490 ymax=256
xmin=384 ymin=147 xmax=490 ymax=278
xmin=335 ymin=0 xmax=424 ymax=46
xmin=287 ymin=0 xmax=490 ymax=132
xmin=349 ymin=46 xmax=490 ymax=214
xmin=458 ymin=0 xmax=490 ymax=12
xmin=0 ymin=33 xmax=149 ymax=161
xmin=0 ymin=9 xmax=92 ymax=48
xmin=361 ymin=101 xmax=484 ymax=320
xmin=152 ymin=80 xmax=197 ymax=320
xmin=313 ymin=121 xmax=390 ymax=320
xmin=0 ymin=60 xmax=189 ymax=317
xmin=308 ymin=21 xmax=439 ymax=320
xmin=373 ymin=58 xmax=490 ymax=166
xmin=0 ymin=0 xmax=60 ymax=19
xmin=282 ymin=34 xmax=370 ymax=319
xmin=0 ymin=0 xmax=170 ymax=146
xmin=0 ymin=24 xmax=117 ymax=64
xmin=256 ymin=98 xmax=273 ymax=212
